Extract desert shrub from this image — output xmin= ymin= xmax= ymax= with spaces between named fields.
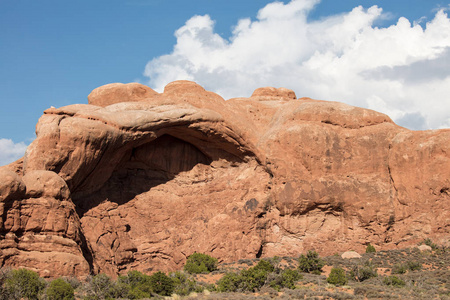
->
xmin=239 ymin=267 xmax=269 ymax=292
xmin=366 ymin=243 xmax=376 ymax=253
xmin=406 ymin=261 xmax=422 ymax=271
xmin=351 ymin=261 xmax=378 ymax=282
xmin=392 ymin=263 xmax=407 ymax=274
xmin=46 ymin=278 xmax=74 ymax=300
xmin=0 ymin=268 xmax=15 ymax=300
xmin=268 ymin=269 xmax=302 ymax=291
xmin=64 ymin=277 xmax=81 ymax=290
xmin=327 ymin=267 xmax=347 ymax=286
xmin=216 ymin=272 xmax=241 ymax=292
xmin=298 ymin=250 xmax=324 ymax=275
xmin=4 ymin=268 xmax=45 ymax=300
xmin=82 ymin=273 xmax=121 ymax=300
xmin=268 ymin=256 xmax=282 ymax=270
xmin=171 ymin=271 xmax=204 ymax=296
xmin=421 ymin=238 xmax=438 ymax=250
xmin=383 ymin=275 xmax=405 ymax=287
xmin=253 ymin=259 xmax=275 ymax=273
xmin=217 ymin=259 xmax=297 ymax=293
xmin=117 ymin=270 xmax=152 ymax=299
xmin=184 ymin=253 xmax=218 ymax=274
xmin=148 ymin=271 xmax=174 ymax=296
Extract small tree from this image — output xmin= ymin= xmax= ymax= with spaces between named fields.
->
xmin=5 ymin=268 xmax=45 ymax=300
xmin=327 ymin=267 xmax=347 ymax=286
xmin=366 ymin=243 xmax=376 ymax=253
xmin=184 ymin=253 xmax=218 ymax=274
xmin=149 ymin=271 xmax=174 ymax=296
xmin=46 ymin=278 xmax=74 ymax=300
xmin=298 ymin=251 xmax=324 ymax=275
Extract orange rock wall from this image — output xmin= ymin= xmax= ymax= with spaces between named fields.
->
xmin=0 ymin=81 xmax=448 ymax=277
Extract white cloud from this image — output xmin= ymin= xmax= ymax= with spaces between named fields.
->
xmin=144 ymin=0 xmax=450 ymax=130
xmin=0 ymin=139 xmax=27 ymax=166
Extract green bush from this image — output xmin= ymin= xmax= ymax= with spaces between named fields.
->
xmin=253 ymin=259 xmax=275 ymax=273
xmin=383 ymin=275 xmax=405 ymax=287
xmin=5 ymin=268 xmax=45 ymax=300
xmin=217 ymin=259 xmax=276 ymax=293
xmin=239 ymin=261 xmax=273 ymax=292
xmin=298 ymin=251 xmax=324 ymax=275
xmin=268 ymin=269 xmax=302 ymax=291
xmin=217 ymin=272 xmax=241 ymax=292
xmin=366 ymin=243 xmax=376 ymax=253
xmin=217 ymin=259 xmax=301 ymax=293
xmin=184 ymin=253 xmax=218 ymax=274
xmin=46 ymin=278 xmax=74 ymax=300
xmin=117 ymin=270 xmax=152 ymax=299
xmin=148 ymin=271 xmax=174 ymax=296
xmin=327 ymin=267 xmax=347 ymax=286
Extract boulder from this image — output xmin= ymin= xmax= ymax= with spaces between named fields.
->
xmin=341 ymin=251 xmax=362 ymax=259
xmin=417 ymin=244 xmax=432 ymax=252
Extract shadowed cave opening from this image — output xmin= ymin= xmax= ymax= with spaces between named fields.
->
xmin=74 ymin=134 xmax=212 ymax=217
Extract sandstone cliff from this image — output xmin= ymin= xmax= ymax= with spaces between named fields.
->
xmin=0 ymin=81 xmax=449 ymax=278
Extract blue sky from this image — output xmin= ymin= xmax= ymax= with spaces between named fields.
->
xmin=1 ymin=0 xmax=449 ymax=165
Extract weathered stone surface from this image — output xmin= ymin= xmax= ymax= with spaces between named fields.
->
xmin=1 ymin=80 xmax=449 ymax=278
xmin=88 ymin=82 xmax=159 ymax=107
xmin=341 ymin=251 xmax=362 ymax=259
xmin=251 ymin=86 xmax=297 ymax=100
xmin=417 ymin=244 xmax=432 ymax=252
xmin=22 ymin=170 xmax=70 ymax=200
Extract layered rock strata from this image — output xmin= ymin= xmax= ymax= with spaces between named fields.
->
xmin=1 ymin=81 xmax=448 ymax=277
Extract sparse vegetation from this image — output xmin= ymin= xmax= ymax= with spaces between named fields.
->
xmin=0 ymin=241 xmax=448 ymax=299
xmin=421 ymin=238 xmax=439 ymax=250
xmin=383 ymin=275 xmax=406 ymax=287
xmin=392 ymin=262 xmax=407 ymax=274
xmin=171 ymin=271 xmax=205 ymax=296
xmin=350 ymin=260 xmax=378 ymax=282
xmin=406 ymin=260 xmax=422 ymax=271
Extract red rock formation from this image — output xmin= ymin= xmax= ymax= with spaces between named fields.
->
xmin=0 ymin=81 xmax=449 ymax=278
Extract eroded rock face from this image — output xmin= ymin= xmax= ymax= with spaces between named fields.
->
xmin=1 ymin=81 xmax=449 ymax=277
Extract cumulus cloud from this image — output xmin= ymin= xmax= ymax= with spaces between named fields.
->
xmin=144 ymin=0 xmax=450 ymax=130
xmin=0 ymin=139 xmax=27 ymax=166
